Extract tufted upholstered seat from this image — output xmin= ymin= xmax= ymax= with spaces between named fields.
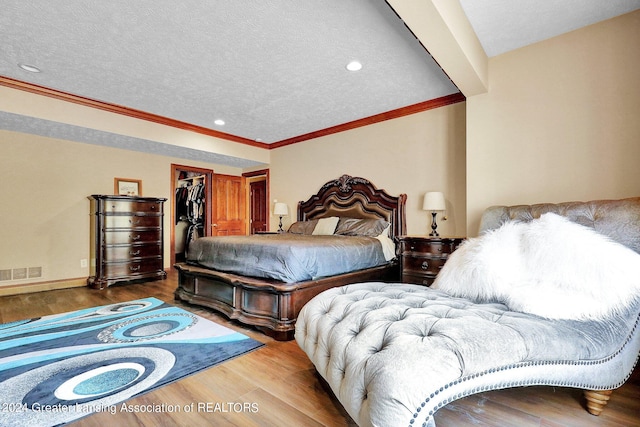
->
xmin=295 ymin=197 xmax=640 ymax=427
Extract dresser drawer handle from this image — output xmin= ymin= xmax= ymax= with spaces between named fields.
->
xmin=129 ymin=219 xmax=141 ymax=225
xmin=421 ymin=261 xmax=429 ymax=270
xmin=129 ymin=265 xmax=141 ymax=271
xmin=131 ymin=234 xmax=141 ymax=240
xmin=130 ymin=250 xmax=140 ymax=256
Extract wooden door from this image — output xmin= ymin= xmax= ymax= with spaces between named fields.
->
xmin=212 ymin=174 xmax=246 ymax=236
xmin=249 ymin=180 xmax=267 ymax=234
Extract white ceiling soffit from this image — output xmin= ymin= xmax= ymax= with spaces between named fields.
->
xmin=0 ymin=0 xmax=459 ymax=145
xmin=0 ymin=111 xmax=265 ymax=168
xmin=459 ymin=0 xmax=640 ymax=58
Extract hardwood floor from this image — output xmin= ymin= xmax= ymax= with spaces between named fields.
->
xmin=1 ymin=271 xmax=638 ymax=427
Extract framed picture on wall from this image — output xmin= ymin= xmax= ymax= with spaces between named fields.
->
xmin=114 ymin=178 xmax=142 ymax=196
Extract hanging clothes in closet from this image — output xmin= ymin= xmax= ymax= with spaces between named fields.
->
xmin=175 ymin=178 xmax=205 ymax=258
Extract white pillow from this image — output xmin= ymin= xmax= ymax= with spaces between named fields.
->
xmin=375 ymin=224 xmax=395 ymax=261
xmin=432 ymin=213 xmax=640 ymax=320
xmin=312 ymin=216 xmax=340 ymax=235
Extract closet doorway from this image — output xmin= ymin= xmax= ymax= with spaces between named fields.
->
xmin=170 ymin=164 xmax=213 ymax=266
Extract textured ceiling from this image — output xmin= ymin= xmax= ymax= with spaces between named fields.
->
xmin=0 ymin=0 xmax=458 ymax=145
xmin=459 ymin=0 xmax=640 ymax=57
xmin=1 ymin=1 xmax=639 ymax=167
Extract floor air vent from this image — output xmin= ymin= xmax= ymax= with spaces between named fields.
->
xmin=28 ymin=267 xmax=42 ymax=278
xmin=0 ymin=267 xmax=43 ymax=281
xmin=12 ymin=268 xmax=27 ymax=280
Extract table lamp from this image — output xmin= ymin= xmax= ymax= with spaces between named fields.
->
xmin=273 ymin=202 xmax=288 ymax=233
xmin=423 ymin=192 xmax=446 ymax=236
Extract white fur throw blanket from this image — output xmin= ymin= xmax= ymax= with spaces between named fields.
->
xmin=432 ymin=213 xmax=640 ymax=320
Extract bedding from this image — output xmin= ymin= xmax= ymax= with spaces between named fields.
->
xmin=186 ymin=232 xmax=389 ymax=283
xmin=175 ymin=174 xmax=407 ymax=340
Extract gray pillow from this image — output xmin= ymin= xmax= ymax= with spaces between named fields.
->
xmin=335 ymin=217 xmax=390 ymax=237
xmin=287 ymin=220 xmax=318 ymax=235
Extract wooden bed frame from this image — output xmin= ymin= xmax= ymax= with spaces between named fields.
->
xmin=174 ymin=174 xmax=407 ymax=340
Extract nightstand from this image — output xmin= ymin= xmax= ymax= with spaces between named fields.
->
xmin=396 ymin=236 xmax=465 ymax=286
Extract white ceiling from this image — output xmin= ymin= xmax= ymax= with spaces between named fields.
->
xmin=1 ymin=0 xmax=458 ymax=146
xmin=1 ymin=0 xmax=639 ymax=166
xmin=460 ymin=0 xmax=640 ymax=57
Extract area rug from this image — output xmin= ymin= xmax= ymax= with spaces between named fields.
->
xmin=0 ymin=297 xmax=264 ymax=427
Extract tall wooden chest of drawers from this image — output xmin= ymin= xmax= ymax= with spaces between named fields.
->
xmin=88 ymin=195 xmax=167 ymax=289
xmin=397 ymin=236 xmax=465 ymax=286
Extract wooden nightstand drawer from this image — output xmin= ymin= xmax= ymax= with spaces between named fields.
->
xmin=402 ymin=255 xmax=448 ymax=276
xmin=396 ymin=236 xmax=465 ymax=286
xmin=400 ymin=237 xmax=462 ymax=255
xmin=402 ymin=273 xmax=434 ymax=287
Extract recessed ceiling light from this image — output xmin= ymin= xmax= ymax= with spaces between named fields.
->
xmin=18 ymin=63 xmax=41 ymax=73
xmin=346 ymin=60 xmax=362 ymax=72
xmin=214 ymin=119 xmax=225 ymax=126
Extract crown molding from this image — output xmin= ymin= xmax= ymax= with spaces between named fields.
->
xmin=1 ymin=75 xmax=464 ymax=150
xmin=0 ymin=75 xmax=268 ymax=148
xmin=268 ymin=92 xmax=466 ymax=148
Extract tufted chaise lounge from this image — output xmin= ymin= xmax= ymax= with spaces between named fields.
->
xmin=295 ymin=197 xmax=640 ymax=427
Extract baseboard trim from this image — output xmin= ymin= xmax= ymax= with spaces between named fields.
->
xmin=0 ymin=277 xmax=87 ymax=296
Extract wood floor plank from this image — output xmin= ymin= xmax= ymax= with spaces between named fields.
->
xmin=435 ymin=393 xmax=543 ymax=427
xmin=1 ymin=271 xmax=638 ymax=427
xmin=238 ymin=387 xmax=327 ymax=427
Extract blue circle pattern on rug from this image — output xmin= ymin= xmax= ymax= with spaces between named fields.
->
xmin=4 ymin=348 xmax=175 ymax=426
xmin=67 ymin=363 xmax=143 ymax=397
xmin=0 ymin=297 xmax=264 ymax=427
xmin=98 ymin=312 xmax=197 ymax=343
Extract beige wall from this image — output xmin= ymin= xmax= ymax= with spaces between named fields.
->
xmin=0 ymin=101 xmax=466 ymax=291
xmin=466 ymin=10 xmax=640 ymax=234
xmin=269 ymin=102 xmax=467 ymax=237
xmin=0 ymin=130 xmax=242 ymax=288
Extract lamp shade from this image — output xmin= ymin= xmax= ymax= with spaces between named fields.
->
xmin=423 ymin=192 xmax=446 ymax=211
xmin=273 ymin=202 xmax=288 ymax=216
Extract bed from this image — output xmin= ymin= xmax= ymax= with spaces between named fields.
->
xmin=296 ymin=196 xmax=640 ymax=426
xmin=174 ymin=174 xmax=406 ymax=340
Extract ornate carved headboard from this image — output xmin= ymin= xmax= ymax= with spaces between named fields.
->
xmin=297 ymin=174 xmax=407 ymax=239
